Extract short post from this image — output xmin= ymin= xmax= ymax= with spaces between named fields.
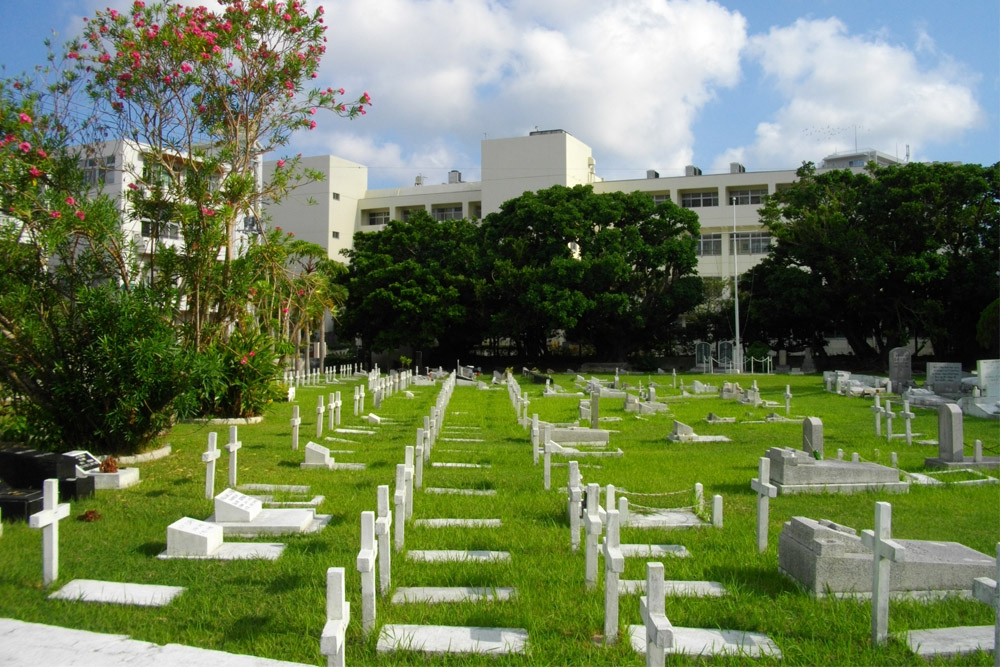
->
xmin=751 ymin=457 xmax=778 ymax=553
xmin=375 ymin=485 xmax=392 ymax=595
xmin=28 ymin=478 xmax=70 ymax=586
xmin=602 ymin=508 xmax=625 ymax=645
xmin=861 ymin=501 xmax=906 ymax=646
xmin=694 ymin=482 xmax=704 ymax=513
xmin=225 ymin=426 xmax=242 ymax=488
xmin=971 ymin=543 xmax=999 ymax=667
xmin=584 ymin=483 xmax=603 ymax=590
xmin=320 ymin=567 xmax=349 ymax=667
xmin=712 ymin=494 xmax=723 ymax=528
xmin=290 ymin=405 xmax=301 ymax=451
xmin=590 ymin=390 xmax=600 ymax=429
xmin=357 ymin=511 xmax=377 ymax=636
xmin=639 ymin=561 xmax=673 ymax=667
xmin=393 ymin=464 xmax=406 ymax=551
xmin=202 ymin=432 xmax=220 ymax=499
xmin=543 ymin=442 xmax=552 ymax=491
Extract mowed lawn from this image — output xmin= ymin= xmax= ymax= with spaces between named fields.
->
xmin=0 ymin=372 xmax=997 ymax=666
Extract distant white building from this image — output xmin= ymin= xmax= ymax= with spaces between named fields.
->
xmin=264 ymin=129 xmax=903 ymax=280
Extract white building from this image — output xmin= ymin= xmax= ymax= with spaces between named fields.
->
xmin=264 ymin=129 xmax=902 ymax=280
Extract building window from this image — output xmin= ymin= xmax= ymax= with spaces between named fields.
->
xmin=432 ymin=205 xmax=463 ymax=221
xmin=680 ymin=191 xmax=718 ymax=208
xmin=469 ymin=203 xmax=482 ymax=220
xmin=728 ymin=188 xmax=767 ymax=205
xmin=400 ymin=208 xmax=424 ymax=222
xmin=730 ymin=232 xmax=772 ymax=255
xmin=331 ymin=192 xmax=340 ymax=201
xmin=331 ymin=231 xmax=340 ymax=239
xmin=141 ymin=159 xmax=171 ymax=188
xmin=366 ymin=210 xmax=389 ymax=226
xmin=141 ymin=220 xmax=180 ymax=239
xmin=81 ymin=155 xmax=115 ymax=187
xmin=242 ymin=216 xmax=260 ymax=234
xmin=652 ymin=193 xmax=671 ymax=205
xmin=696 ymin=233 xmax=722 ymax=256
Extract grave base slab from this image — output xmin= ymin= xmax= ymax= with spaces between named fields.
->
xmin=157 ymin=543 xmax=285 ymax=560
xmin=424 ymin=487 xmax=496 ymax=496
xmin=431 ymin=462 xmax=490 ymax=469
xmin=48 ymin=580 xmax=185 ymax=607
xmin=205 ymin=509 xmax=330 ymax=536
xmin=904 ymin=626 xmax=994 ymax=658
xmin=377 ymin=624 xmax=528 ymax=655
xmin=625 ymin=509 xmax=707 ymax=529
xmin=618 ymin=579 xmax=726 ymax=597
xmin=773 ymin=480 xmax=910 ymax=495
xmin=392 ymin=586 xmax=516 ymax=604
xmin=86 ymin=468 xmax=141 ymax=490
xmin=415 ymin=518 xmax=501 ymax=528
xmin=924 ymin=457 xmax=1000 ymax=470
xmin=619 ymin=544 xmax=690 ymax=558
xmin=628 ymin=625 xmax=781 ymax=658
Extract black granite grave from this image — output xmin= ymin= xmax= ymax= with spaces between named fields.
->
xmin=0 ymin=447 xmax=95 ymax=505
xmin=0 ymin=481 xmax=44 ymax=521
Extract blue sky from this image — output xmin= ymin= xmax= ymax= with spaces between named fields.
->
xmin=1 ymin=0 xmax=996 ymax=189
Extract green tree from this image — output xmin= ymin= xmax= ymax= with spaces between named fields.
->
xmin=740 ymin=258 xmax=829 ymax=354
xmin=339 ymin=211 xmax=483 ymax=359
xmin=0 ymin=81 xmax=188 ymax=454
xmin=759 ymin=161 xmax=999 ymax=365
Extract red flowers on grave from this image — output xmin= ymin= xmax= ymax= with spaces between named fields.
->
xmin=18 ymin=113 xmax=31 ymax=124
xmin=65 ymin=196 xmax=76 ymax=206
xmin=75 ymin=211 xmax=86 ymax=221
xmin=18 ymin=142 xmax=31 ymax=153
xmin=28 ymin=166 xmax=41 ymax=178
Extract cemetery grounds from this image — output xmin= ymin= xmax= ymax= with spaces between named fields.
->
xmin=0 ymin=372 xmax=997 ymax=665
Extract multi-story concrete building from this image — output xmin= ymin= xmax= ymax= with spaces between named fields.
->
xmin=264 ymin=131 xmax=902 ymax=280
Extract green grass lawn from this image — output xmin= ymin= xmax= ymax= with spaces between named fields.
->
xmin=1 ymin=372 xmax=997 ymax=665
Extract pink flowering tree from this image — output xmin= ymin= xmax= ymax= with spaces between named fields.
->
xmin=59 ymin=0 xmax=368 ymax=416
xmin=65 ymin=0 xmax=368 ymax=353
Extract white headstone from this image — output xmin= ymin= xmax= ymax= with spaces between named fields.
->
xmin=978 ymin=359 xmax=1000 ymax=398
xmin=938 ymin=403 xmax=965 ymax=462
xmin=214 ymin=488 xmax=263 ymax=523
xmin=28 ymin=479 xmax=70 ymax=585
xmin=166 ymin=517 xmax=223 ymax=557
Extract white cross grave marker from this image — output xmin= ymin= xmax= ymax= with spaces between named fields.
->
xmin=375 ymin=485 xmax=392 ymax=595
xmin=28 ymin=478 xmax=70 ymax=585
xmin=353 ymin=386 xmax=360 ymax=417
xmin=584 ymin=483 xmax=603 ymax=590
xmin=225 ymin=426 xmax=242 ymax=488
xmin=639 ymin=561 xmax=674 ymax=667
xmin=751 ymin=457 xmax=778 ymax=553
xmin=315 ymin=395 xmax=326 ymax=439
xmin=568 ymin=461 xmax=583 ymax=551
xmin=884 ymin=400 xmax=896 ymax=441
xmin=290 ymin=405 xmax=301 ymax=451
xmin=357 ymin=510 xmax=377 ymax=636
xmin=872 ymin=395 xmax=885 ymax=437
xmin=334 ymin=391 xmax=342 ymax=426
xmin=784 ymin=384 xmax=792 ymax=416
xmin=404 ymin=446 xmax=415 ymax=520
xmin=394 ymin=464 xmax=406 ymax=552
xmin=861 ymin=501 xmax=906 ymax=646
xmin=320 ymin=567 xmax=349 ymax=667
xmin=327 ymin=393 xmax=336 ymax=430
xmin=602 ymin=508 xmax=625 ymax=644
xmin=202 ymin=432 xmax=221 ymax=499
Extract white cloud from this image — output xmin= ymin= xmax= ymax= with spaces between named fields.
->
xmin=714 ymin=17 xmax=986 ymax=171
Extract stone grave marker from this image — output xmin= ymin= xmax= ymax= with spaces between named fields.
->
xmin=201 ymin=433 xmax=221 ymax=499
xmin=166 ymin=516 xmax=222 ymax=557
xmin=972 ymin=544 xmax=998 ymax=667
xmin=639 ymin=561 xmax=672 ymax=666
xmin=28 ymin=479 xmax=70 ymax=585
xmin=327 ymin=393 xmax=336 ymax=430
xmin=979 ymin=359 xmax=1000 ymax=398
xmin=603 ymin=508 xmax=625 ymax=645
xmin=316 ymin=395 xmax=326 ymax=438
xmin=214 ymin=488 xmax=263 ymax=523
xmin=568 ymin=461 xmax=583 ymax=551
xmin=751 ymin=457 xmax=778 ymax=553
xmin=861 ymin=502 xmax=906 ymax=646
xmin=926 ymin=361 xmax=963 ymax=394
xmin=872 ymin=395 xmax=885 ymax=437
xmin=889 ymin=347 xmax=913 ymax=392
xmin=404 ymin=446 xmax=415 ymax=519
xmin=884 ymin=400 xmax=896 ymax=441
xmin=899 ymin=401 xmax=916 ymax=446
xmin=802 ymin=417 xmax=823 ymax=459
xmin=376 ymin=485 xmax=391 ymax=595
xmin=321 ymin=567 xmax=349 ymax=667
xmin=353 ymin=386 xmax=360 ymax=416
xmin=784 ymin=385 xmax=792 ymax=415
xmin=225 ymin=426 xmax=241 ymax=488
xmin=393 ymin=464 xmax=406 ymax=551
xmin=584 ymin=483 xmax=604 ymax=589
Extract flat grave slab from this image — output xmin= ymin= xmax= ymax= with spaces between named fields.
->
xmin=768 ymin=447 xmax=908 ymax=494
xmin=625 ymin=508 xmax=707 ymax=529
xmin=377 ymin=624 xmax=528 ymax=655
xmin=415 ymin=518 xmax=502 ymax=528
xmin=205 ymin=508 xmax=330 ymax=536
xmin=430 ymin=462 xmax=490 ymax=469
xmin=48 ymin=580 xmax=185 ymax=607
xmin=391 ymin=586 xmax=516 ymax=604
xmin=904 ymin=626 xmax=994 ymax=658
xmin=407 ymin=550 xmax=510 ymax=563
xmin=619 ymin=544 xmax=690 ymax=558
xmin=628 ymin=625 xmax=782 ymax=658
xmin=0 ymin=618 xmax=312 ymax=667
xmin=439 ymin=438 xmax=485 ymax=442
xmin=238 ymin=484 xmax=310 ymax=493
xmin=247 ymin=495 xmax=325 ymax=508
xmin=158 ymin=543 xmax=285 ymax=561
xmin=424 ymin=487 xmax=497 ymax=496
xmin=618 ymin=579 xmax=726 ymax=596
xmin=334 ymin=428 xmax=375 ymax=435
